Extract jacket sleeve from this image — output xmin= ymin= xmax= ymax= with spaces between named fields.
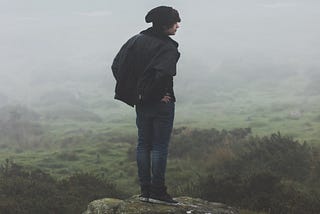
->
xmin=152 ymin=46 xmax=180 ymax=78
xmin=111 ymin=41 xmax=130 ymax=81
xmin=139 ymin=45 xmax=180 ymax=101
xmin=111 ymin=34 xmax=141 ymax=81
xmin=111 ymin=51 xmax=120 ymax=81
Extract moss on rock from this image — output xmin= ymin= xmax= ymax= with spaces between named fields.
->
xmin=83 ymin=195 xmax=239 ymax=214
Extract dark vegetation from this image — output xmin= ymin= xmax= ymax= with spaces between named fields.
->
xmin=164 ymin=128 xmax=320 ymax=214
xmin=1 ymin=93 xmax=320 ymax=213
xmin=1 ymin=123 xmax=320 ymax=213
xmin=0 ymin=159 xmax=127 ymax=214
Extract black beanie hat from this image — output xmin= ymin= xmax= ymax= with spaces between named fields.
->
xmin=145 ymin=6 xmax=181 ymax=27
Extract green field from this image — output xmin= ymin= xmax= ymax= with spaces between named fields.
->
xmin=2 ymin=69 xmax=320 ymax=170
xmin=1 ymin=65 xmax=320 ymax=214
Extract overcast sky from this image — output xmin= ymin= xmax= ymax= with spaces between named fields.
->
xmin=0 ymin=0 xmax=319 ymax=100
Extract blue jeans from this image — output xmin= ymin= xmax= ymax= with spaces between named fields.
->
xmin=135 ymin=101 xmax=175 ymax=189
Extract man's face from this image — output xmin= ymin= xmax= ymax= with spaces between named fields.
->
xmin=165 ymin=22 xmax=180 ymax=35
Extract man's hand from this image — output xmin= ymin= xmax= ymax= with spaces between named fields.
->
xmin=161 ymin=95 xmax=171 ymax=103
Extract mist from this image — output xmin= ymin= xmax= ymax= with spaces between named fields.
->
xmin=1 ymin=1 xmax=320 ymax=213
xmin=0 ymin=0 xmax=319 ymax=141
xmin=1 ymin=0 xmax=319 ymax=103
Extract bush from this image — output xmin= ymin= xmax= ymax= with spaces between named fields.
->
xmin=169 ymin=127 xmax=251 ymax=159
xmin=169 ymin=129 xmax=320 ymax=214
xmin=0 ymin=159 xmax=127 ymax=214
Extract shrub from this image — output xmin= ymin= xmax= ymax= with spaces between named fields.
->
xmin=0 ymin=160 xmax=127 ymax=214
xmin=167 ymin=129 xmax=320 ymax=214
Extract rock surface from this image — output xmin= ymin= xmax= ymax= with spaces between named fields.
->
xmin=83 ymin=196 xmax=239 ymax=214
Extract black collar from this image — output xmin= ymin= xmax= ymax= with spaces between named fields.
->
xmin=140 ymin=27 xmax=179 ymax=48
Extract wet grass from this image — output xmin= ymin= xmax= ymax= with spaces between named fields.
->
xmin=0 ymin=75 xmax=320 ymax=197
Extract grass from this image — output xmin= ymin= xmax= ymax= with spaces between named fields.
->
xmin=0 ymin=72 xmax=320 ymax=204
xmin=3 ymin=77 xmax=319 ymax=175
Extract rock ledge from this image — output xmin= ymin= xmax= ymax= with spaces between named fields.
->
xmin=83 ymin=196 xmax=239 ymax=214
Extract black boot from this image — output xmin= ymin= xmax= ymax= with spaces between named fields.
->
xmin=138 ymin=185 xmax=150 ymax=202
xmin=149 ymin=185 xmax=178 ymax=205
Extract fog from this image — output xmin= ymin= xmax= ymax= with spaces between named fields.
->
xmin=1 ymin=2 xmax=320 ymax=211
xmin=0 ymin=0 xmax=319 ymax=107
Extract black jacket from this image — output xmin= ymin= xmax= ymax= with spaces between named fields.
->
xmin=112 ymin=27 xmax=180 ymax=107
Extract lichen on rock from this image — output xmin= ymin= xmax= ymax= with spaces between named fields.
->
xmin=83 ymin=195 xmax=239 ymax=214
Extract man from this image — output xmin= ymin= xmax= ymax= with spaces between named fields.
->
xmin=112 ymin=6 xmax=181 ymax=205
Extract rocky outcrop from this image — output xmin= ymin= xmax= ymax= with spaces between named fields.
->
xmin=83 ymin=195 xmax=239 ymax=214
